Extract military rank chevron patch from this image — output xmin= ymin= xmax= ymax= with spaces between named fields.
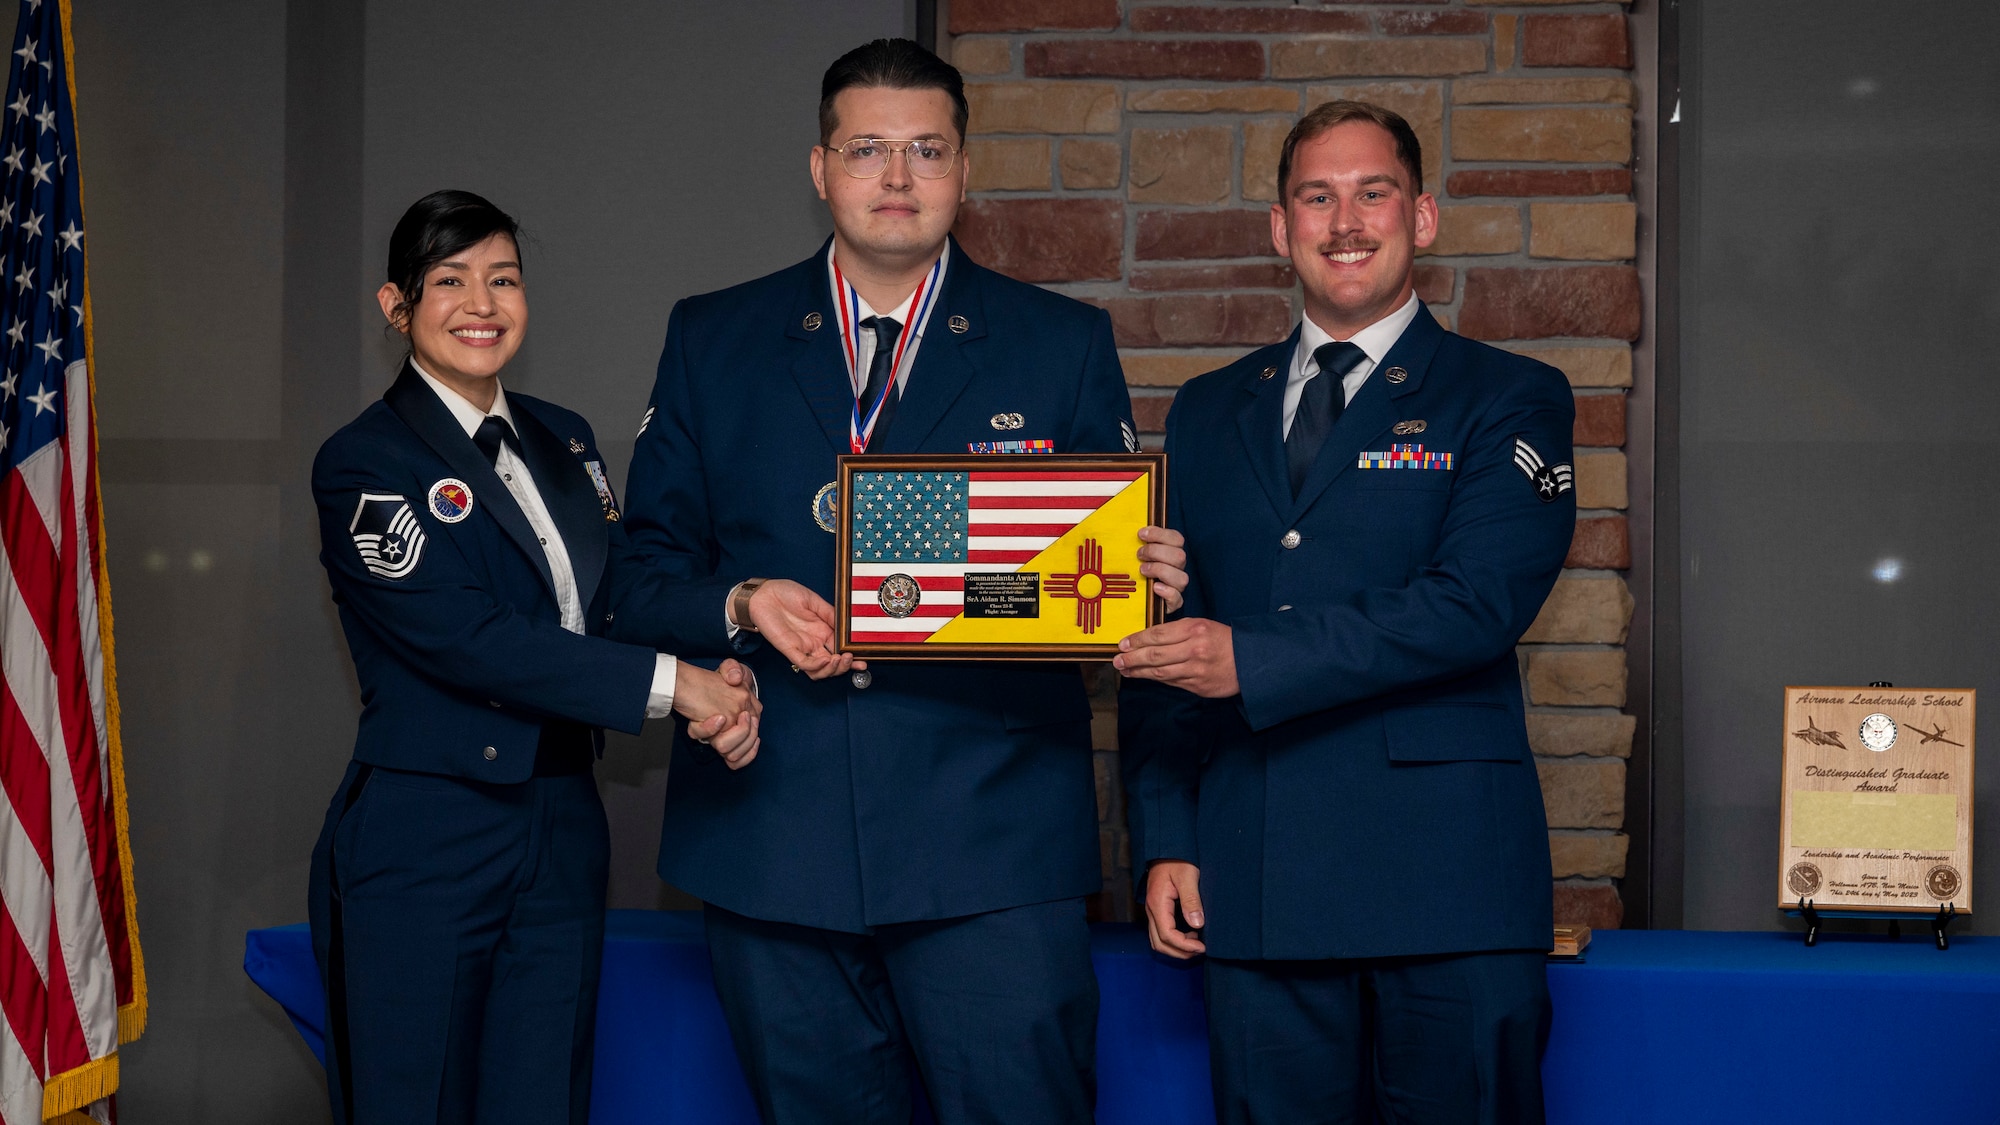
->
xmin=1513 ymin=438 xmax=1573 ymax=503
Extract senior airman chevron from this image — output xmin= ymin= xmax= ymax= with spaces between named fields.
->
xmin=842 ymin=459 xmax=1157 ymax=651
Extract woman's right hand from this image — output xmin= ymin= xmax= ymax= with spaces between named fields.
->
xmin=677 ymin=659 xmax=762 ymax=769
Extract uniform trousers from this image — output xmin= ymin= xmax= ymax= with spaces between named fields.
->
xmin=308 ymin=759 xmax=609 ymax=1125
xmin=1204 ymin=950 xmax=1549 ymax=1125
xmin=704 ymin=897 xmax=1098 ymax=1125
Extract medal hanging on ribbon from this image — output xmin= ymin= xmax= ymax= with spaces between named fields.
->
xmin=834 ymin=253 xmax=942 ymax=454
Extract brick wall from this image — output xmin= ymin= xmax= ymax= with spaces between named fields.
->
xmin=943 ymin=0 xmax=1641 ymax=929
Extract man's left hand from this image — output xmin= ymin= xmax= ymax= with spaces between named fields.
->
xmin=1137 ymin=525 xmax=1188 ymax=614
xmin=1114 ymin=617 xmax=1238 ymax=698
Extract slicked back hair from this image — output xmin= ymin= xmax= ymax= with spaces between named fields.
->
xmin=383 ymin=189 xmax=521 ymax=332
xmin=819 ymin=38 xmax=968 ymax=145
xmin=1276 ymin=100 xmax=1425 ymax=201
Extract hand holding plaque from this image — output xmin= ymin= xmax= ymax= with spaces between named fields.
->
xmin=835 ymin=454 xmax=1166 ymax=660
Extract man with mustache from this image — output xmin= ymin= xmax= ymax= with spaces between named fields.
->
xmin=1117 ymin=100 xmax=1576 ymax=1123
xmin=614 ymin=38 xmax=1186 ymax=1124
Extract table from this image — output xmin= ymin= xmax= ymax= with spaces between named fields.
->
xmin=247 ymin=918 xmax=2000 ymax=1123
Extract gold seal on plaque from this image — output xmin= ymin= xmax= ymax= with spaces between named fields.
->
xmin=1927 ymin=865 xmax=1963 ymax=901
xmin=1787 ymin=862 xmax=1823 ymax=898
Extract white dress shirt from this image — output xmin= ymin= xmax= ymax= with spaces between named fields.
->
xmin=826 ymin=240 xmax=950 ymax=396
xmin=1282 ymin=290 xmax=1423 ymax=437
xmin=413 ymin=361 xmax=676 ymax=717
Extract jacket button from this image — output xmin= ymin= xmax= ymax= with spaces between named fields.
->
xmin=603 ymin=612 xmax=614 ymax=624
xmin=851 ymin=670 xmax=872 ymax=690
xmin=1278 ymin=604 xmax=1293 ymax=612
xmin=489 ymin=700 xmax=501 ymax=709
xmin=483 ymin=746 xmax=498 ymax=761
xmin=1281 ymin=529 xmax=1301 ymax=549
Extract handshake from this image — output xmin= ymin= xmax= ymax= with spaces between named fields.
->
xmin=666 ymin=577 xmax=861 ymax=772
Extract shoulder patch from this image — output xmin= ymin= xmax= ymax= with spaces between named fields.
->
xmin=637 ymin=404 xmax=656 ymax=438
xmin=1512 ymin=438 xmax=1573 ymax=503
xmin=349 ymin=493 xmax=426 ymax=580
xmin=1119 ymin=418 xmax=1140 ymax=453
xmin=428 ymin=478 xmax=474 ymax=523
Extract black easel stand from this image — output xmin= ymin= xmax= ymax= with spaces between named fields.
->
xmin=1797 ymin=899 xmax=1956 ymax=950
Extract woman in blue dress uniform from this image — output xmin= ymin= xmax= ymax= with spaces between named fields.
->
xmin=306 ymin=190 xmax=761 ymax=1125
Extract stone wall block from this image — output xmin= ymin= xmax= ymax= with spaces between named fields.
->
xmin=953 ymin=198 xmax=1124 ymax=283
xmin=1538 ymin=758 xmax=1625 ymax=829
xmin=1526 ymin=650 xmax=1627 ymax=707
xmin=1574 ymin=450 xmax=1628 ymax=510
xmin=1273 ymin=38 xmax=1487 ymax=81
xmin=1131 ymin=393 xmax=1174 ymax=433
xmin=1553 ymin=881 xmax=1624 ymax=930
xmin=1573 ymin=391 xmax=1626 ymax=447
xmin=954 ymin=38 xmax=1014 ymax=76
xmin=968 ymin=81 xmax=1121 ymax=134
xmin=1305 ymin=82 xmax=1446 ymax=190
xmin=1135 ymin=209 xmax=1273 ymax=260
xmin=1129 ymin=86 xmax=1300 ymax=114
xmin=1522 ymin=14 xmax=1633 ymax=69
xmin=1381 ymin=11 xmax=1489 ymax=36
xmin=1459 ymin=266 xmax=1642 ymax=341
xmin=950 ymin=0 xmax=1119 ymax=34
xmin=1550 ymin=832 xmax=1629 ymax=878
xmin=1130 ymin=127 xmax=1233 ymax=204
xmin=1455 ymin=76 xmax=1635 ymax=106
xmin=1242 ymin=118 xmax=1290 ymax=203
xmin=1131 ymin=263 xmax=1296 ymax=291
xmin=1566 ymin=515 xmax=1631 ymax=569
xmin=1059 ymin=139 xmax=1123 ymax=189
xmin=966 ymin=138 xmax=1052 ymax=192
xmin=1527 ymin=712 xmax=1636 ymax=758
xmin=1531 ymin=201 xmax=1637 ymax=261
xmin=1028 ymin=40 xmax=1266 ymax=82
xmin=1130 ymin=7 xmax=1369 ymax=34
xmin=1452 ymin=107 xmax=1632 ymax=163
xmin=1090 ymin=293 xmax=1294 ymax=348
xmin=1508 ymin=345 xmax=1633 ymax=388
xmin=1414 ymin=264 xmax=1455 ymax=304
xmin=1521 ymin=577 xmax=1633 ymax=645
xmin=1120 ymin=353 xmax=1237 ymax=387
xmin=1448 ymin=168 xmax=1633 ymax=197
xmin=1423 ymin=204 xmax=1523 ymax=257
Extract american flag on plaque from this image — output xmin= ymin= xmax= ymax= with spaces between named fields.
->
xmin=836 ymin=455 xmax=1164 ymax=658
xmin=0 ymin=2 xmax=145 ymax=1123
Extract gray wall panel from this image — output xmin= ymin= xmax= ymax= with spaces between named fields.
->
xmin=1680 ymin=2 xmax=2000 ymax=931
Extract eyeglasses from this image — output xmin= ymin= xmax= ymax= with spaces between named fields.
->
xmin=825 ymin=138 xmax=961 ymax=180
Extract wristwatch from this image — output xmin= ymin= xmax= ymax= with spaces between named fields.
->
xmin=729 ymin=578 xmax=767 ymax=633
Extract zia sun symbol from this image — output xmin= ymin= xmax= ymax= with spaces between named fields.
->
xmin=1045 ymin=538 xmax=1137 ymax=635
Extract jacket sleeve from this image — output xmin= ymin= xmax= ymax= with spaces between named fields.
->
xmin=1064 ymin=306 xmax=1139 ymax=455
xmin=1231 ymin=362 xmax=1576 ymax=732
xmin=607 ymin=298 xmax=746 ymax=657
xmin=1118 ymin=392 xmax=1212 ymax=866
xmin=313 ymin=429 xmax=656 ymax=735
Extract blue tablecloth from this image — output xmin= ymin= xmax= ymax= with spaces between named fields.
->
xmin=247 ymin=918 xmax=2000 ymax=1123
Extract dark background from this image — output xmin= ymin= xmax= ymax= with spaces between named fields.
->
xmin=1675 ymin=2 xmax=2000 ymax=930
xmin=70 ymin=0 xmax=905 ymax=1117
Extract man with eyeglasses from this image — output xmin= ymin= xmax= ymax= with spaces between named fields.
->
xmin=614 ymin=37 xmax=1186 ymax=1124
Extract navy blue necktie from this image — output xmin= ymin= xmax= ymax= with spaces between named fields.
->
xmin=858 ymin=316 xmax=903 ymax=452
xmin=473 ymin=414 xmax=522 ymax=466
xmin=1286 ymin=341 xmax=1368 ymax=496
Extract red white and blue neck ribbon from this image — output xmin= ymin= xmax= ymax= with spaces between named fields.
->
xmin=834 ymin=252 xmax=943 ymax=454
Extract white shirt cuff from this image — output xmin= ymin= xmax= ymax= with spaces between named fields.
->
xmin=645 ymin=654 xmax=678 ymax=719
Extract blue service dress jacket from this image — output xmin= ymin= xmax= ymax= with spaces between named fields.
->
xmin=615 ymin=237 xmax=1138 ymax=932
xmin=1121 ymin=306 xmax=1576 ymax=961
xmin=312 ymin=364 xmax=704 ymax=778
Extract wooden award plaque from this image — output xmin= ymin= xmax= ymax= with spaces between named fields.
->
xmin=1778 ymin=686 xmax=1975 ymax=914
